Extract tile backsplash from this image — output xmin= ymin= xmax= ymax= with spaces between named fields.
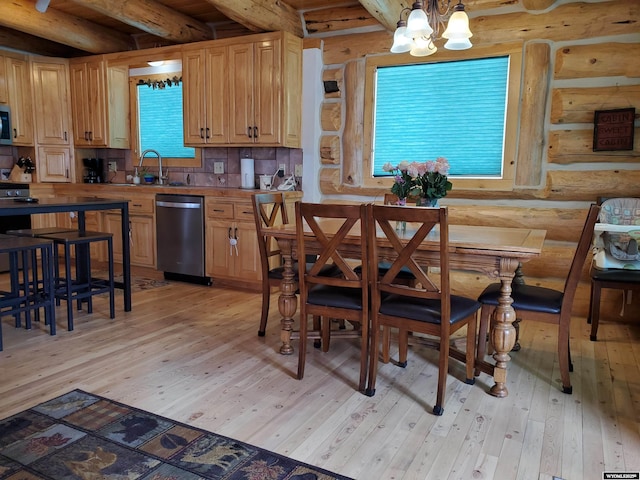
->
xmin=101 ymin=146 xmax=302 ymax=189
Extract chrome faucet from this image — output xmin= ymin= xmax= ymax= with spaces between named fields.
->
xmin=139 ymin=149 xmax=165 ymax=185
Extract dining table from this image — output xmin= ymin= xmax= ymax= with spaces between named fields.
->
xmin=0 ymin=196 xmax=132 ymax=312
xmin=262 ymin=219 xmax=546 ymax=398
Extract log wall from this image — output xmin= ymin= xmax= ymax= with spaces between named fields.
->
xmin=310 ymin=0 xmax=640 ymax=314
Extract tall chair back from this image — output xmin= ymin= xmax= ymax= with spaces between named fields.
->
xmin=295 ymin=202 xmax=369 ymax=391
xmin=252 ymin=193 xmax=288 ymax=336
xmin=366 ymin=204 xmax=480 ymax=415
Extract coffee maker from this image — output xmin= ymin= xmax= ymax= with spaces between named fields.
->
xmin=83 ymin=158 xmax=104 ymax=183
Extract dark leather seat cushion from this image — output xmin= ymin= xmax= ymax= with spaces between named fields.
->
xmin=592 ymin=268 xmax=640 ymax=284
xmin=478 ymin=282 xmax=563 ymax=315
xmin=379 ymin=294 xmax=480 ymax=325
xmin=307 ymin=285 xmax=363 ymax=310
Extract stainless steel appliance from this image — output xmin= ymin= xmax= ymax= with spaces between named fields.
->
xmin=155 ymin=194 xmax=211 ymax=285
xmin=0 ymin=182 xmax=32 ymax=271
xmin=0 ymin=105 xmax=12 ymax=145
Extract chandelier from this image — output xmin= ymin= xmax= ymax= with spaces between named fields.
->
xmin=390 ymin=0 xmax=472 ymax=57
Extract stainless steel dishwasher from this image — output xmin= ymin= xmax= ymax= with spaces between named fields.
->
xmin=155 ymin=194 xmax=211 ymax=285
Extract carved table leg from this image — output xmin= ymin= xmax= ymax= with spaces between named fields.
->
xmin=489 ymin=258 xmax=520 ymax=397
xmin=278 ymin=239 xmax=298 ymax=355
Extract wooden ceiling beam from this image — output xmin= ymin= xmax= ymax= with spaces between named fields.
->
xmin=67 ymin=0 xmax=213 ymax=44
xmin=0 ymin=0 xmax=134 ymax=54
xmin=0 ymin=26 xmax=85 ymax=57
xmin=205 ymin=0 xmax=304 ymax=38
xmin=357 ymin=0 xmax=405 ymax=32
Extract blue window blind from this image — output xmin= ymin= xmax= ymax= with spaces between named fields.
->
xmin=373 ymin=56 xmax=509 ymax=177
xmin=138 ymin=84 xmax=195 ymax=158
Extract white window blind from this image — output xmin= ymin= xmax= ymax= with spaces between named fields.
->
xmin=372 ymin=56 xmax=509 ymax=177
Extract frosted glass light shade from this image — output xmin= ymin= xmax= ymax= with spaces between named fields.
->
xmin=406 ymin=8 xmax=433 ymax=39
xmin=442 ymin=10 xmax=472 ymax=39
xmin=390 ymin=26 xmax=412 ymax=53
xmin=147 ymin=61 xmax=165 ymax=67
xmin=444 ymin=37 xmax=473 ymax=50
xmin=410 ymin=36 xmax=437 ymax=57
xmin=35 ymin=0 xmax=50 ymax=13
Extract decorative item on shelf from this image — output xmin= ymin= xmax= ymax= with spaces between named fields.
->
xmin=390 ymin=0 xmax=472 ymax=57
xmin=137 ymin=76 xmax=182 ymax=90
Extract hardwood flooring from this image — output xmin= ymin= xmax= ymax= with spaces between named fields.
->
xmin=0 ymin=270 xmax=638 ymax=480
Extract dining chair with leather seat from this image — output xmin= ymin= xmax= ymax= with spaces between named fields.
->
xmin=476 ymin=204 xmax=600 ymax=394
xmin=295 ymin=202 xmax=370 ymax=392
xmin=252 ymin=193 xmax=340 ymax=337
xmin=365 ymin=204 xmax=480 ymax=416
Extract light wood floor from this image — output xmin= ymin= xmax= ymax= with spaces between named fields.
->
xmin=1 ymin=270 xmax=638 ymax=480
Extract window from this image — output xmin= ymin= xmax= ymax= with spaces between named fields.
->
xmin=137 ymin=82 xmax=194 ymax=159
xmin=363 ymin=43 xmax=522 ymax=191
xmin=129 ymin=68 xmax=201 ymax=168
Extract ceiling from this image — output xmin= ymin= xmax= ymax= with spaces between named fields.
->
xmin=0 ymin=0 xmax=406 ymax=58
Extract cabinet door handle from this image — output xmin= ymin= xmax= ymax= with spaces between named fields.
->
xmin=206 ymin=127 xmax=210 ymax=139
xmin=228 ymin=227 xmax=232 ymax=238
xmin=234 ymin=227 xmax=238 ymax=240
xmin=89 ymin=131 xmax=92 ymax=141
xmin=247 ymin=126 xmax=252 ymax=138
xmin=13 ymin=128 xmax=17 ymax=138
xmin=253 ymin=126 xmax=258 ymax=139
xmin=200 ymin=128 xmax=204 ymax=139
xmin=64 ymin=131 xmax=68 ymax=142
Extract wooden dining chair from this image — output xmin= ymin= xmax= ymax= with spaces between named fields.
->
xmin=252 ymin=192 xmax=291 ymax=337
xmin=476 ymin=204 xmax=600 ymax=394
xmin=365 ymin=204 xmax=480 ymax=415
xmin=295 ymin=202 xmax=370 ymax=392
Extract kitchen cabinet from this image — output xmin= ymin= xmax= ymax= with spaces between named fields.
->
xmin=4 ymin=53 xmax=34 ymax=146
xmin=103 ymin=196 xmax=156 ymax=267
xmin=205 ymin=199 xmax=260 ymax=286
xmin=36 ymin=146 xmax=72 ymax=182
xmin=182 ymin=45 xmax=228 ymax=145
xmin=0 ymin=56 xmax=7 ymax=104
xmin=227 ymin=31 xmax=302 ymax=147
xmin=31 ymin=58 xmax=71 ymax=146
xmin=69 ymin=58 xmax=130 ymax=148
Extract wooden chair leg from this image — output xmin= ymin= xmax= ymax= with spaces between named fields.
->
xmin=475 ymin=305 xmax=492 ymax=376
xmin=397 ymin=329 xmax=409 ymax=368
xmin=557 ymin=316 xmax=572 ymax=394
xmin=465 ymin=314 xmax=477 ymax=384
xmin=589 ymin=280 xmax=602 ymax=341
xmin=381 ymin=326 xmax=391 ymax=363
xmin=297 ymin=312 xmax=308 ymax=380
xmin=258 ymin=285 xmax=270 ymax=336
xmin=321 ymin=317 xmax=331 ymax=352
xmin=434 ymin=332 xmax=449 ymax=416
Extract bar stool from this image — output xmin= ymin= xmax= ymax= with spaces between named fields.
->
xmin=0 ymin=234 xmax=56 ymax=350
xmin=41 ymin=230 xmax=115 ymax=331
xmin=10 ymin=228 xmax=116 ymax=330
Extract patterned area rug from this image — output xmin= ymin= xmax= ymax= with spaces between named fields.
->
xmin=0 ymin=390 xmax=353 ymax=479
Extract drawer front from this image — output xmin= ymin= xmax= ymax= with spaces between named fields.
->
xmin=234 ymin=203 xmax=255 ymax=222
xmin=129 ymin=197 xmax=154 ymax=214
xmin=206 ymin=201 xmax=234 ymax=220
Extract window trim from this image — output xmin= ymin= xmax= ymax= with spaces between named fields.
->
xmin=129 ymin=74 xmax=201 ymax=168
xmin=362 ymin=42 xmax=523 ymax=192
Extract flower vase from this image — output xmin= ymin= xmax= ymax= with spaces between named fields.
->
xmin=396 ymin=198 xmax=407 ymax=233
xmin=417 ymin=197 xmax=439 ymax=207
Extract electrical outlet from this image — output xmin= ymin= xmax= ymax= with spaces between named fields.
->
xmin=294 ymin=164 xmax=303 ymax=177
xmin=214 ymin=162 xmax=224 ymax=174
xmin=279 ymin=163 xmax=286 ymax=175
xmin=108 ymin=161 xmax=117 ymax=172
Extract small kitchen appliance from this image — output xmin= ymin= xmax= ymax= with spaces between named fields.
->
xmin=240 ymin=157 xmax=255 ymax=189
xmin=83 ymin=158 xmax=104 ymax=183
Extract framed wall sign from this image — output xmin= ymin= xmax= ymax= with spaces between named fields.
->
xmin=593 ymin=107 xmax=635 ymax=151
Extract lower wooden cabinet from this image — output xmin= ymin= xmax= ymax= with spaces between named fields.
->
xmin=205 ymin=199 xmax=260 ymax=286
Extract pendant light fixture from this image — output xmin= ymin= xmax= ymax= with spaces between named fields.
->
xmin=35 ymin=0 xmax=50 ymax=13
xmin=390 ymin=0 xmax=472 ymax=57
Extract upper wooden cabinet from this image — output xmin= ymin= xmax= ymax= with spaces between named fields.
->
xmin=31 ymin=58 xmax=71 ymax=146
xmin=69 ymin=57 xmax=130 ymax=148
xmin=228 ymin=32 xmax=302 ymax=147
xmin=182 ymin=45 xmax=228 ymax=145
xmin=3 ymin=53 xmax=34 ymax=146
xmin=182 ymin=31 xmax=302 ymax=148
